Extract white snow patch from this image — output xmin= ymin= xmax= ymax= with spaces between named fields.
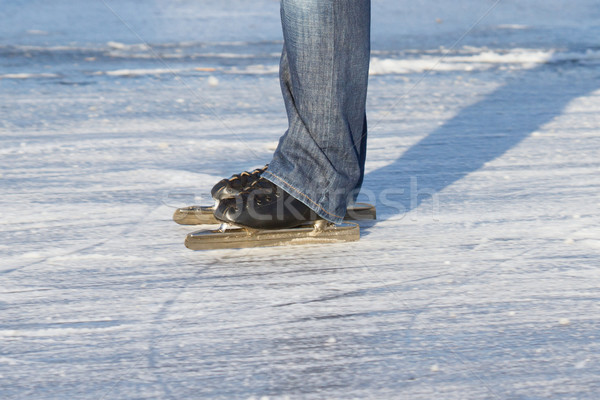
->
xmin=207 ymin=76 xmax=220 ymax=86
xmin=496 ymin=24 xmax=529 ymax=30
xmin=0 ymin=357 xmax=20 ymax=365
xmin=228 ymin=64 xmax=280 ymax=75
xmin=26 ymin=29 xmax=49 ymax=35
xmin=0 ymin=73 xmax=59 ymax=79
xmin=106 ymin=41 xmax=150 ymax=51
xmin=369 ymin=48 xmax=600 ymax=75
xmin=49 ymin=253 xmax=145 ymax=262
xmin=578 ymin=239 xmax=600 ymax=249
xmin=97 ymin=68 xmax=181 ymax=77
xmin=0 ymin=326 xmax=123 ymax=337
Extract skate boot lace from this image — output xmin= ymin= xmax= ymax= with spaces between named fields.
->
xmin=226 ymin=165 xmax=268 ymax=188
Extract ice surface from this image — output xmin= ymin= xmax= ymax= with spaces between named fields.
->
xmin=1 ymin=0 xmax=600 ymax=399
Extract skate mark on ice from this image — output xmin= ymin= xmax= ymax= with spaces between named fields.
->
xmin=355 ymin=230 xmax=589 ymax=396
xmin=340 ymin=233 xmax=547 ymax=394
xmin=271 ymin=277 xmax=437 ymax=308
xmin=99 ymin=250 xmax=259 ymax=399
xmin=0 ymin=205 xmax=159 ymax=276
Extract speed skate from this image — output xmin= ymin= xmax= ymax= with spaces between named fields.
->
xmin=173 ymin=202 xmax=376 ymax=225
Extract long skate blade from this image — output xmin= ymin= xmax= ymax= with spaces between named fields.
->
xmin=174 ymin=203 xmax=376 ymax=225
xmin=184 ymin=222 xmax=359 ymax=250
xmin=172 ymin=205 xmax=217 ymax=225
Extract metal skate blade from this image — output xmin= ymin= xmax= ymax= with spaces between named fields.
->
xmin=173 ymin=205 xmax=218 ymax=225
xmin=184 ymin=222 xmax=360 ymax=250
xmin=344 ymin=202 xmax=376 ymax=221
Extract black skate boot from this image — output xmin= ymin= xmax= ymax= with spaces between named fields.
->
xmin=211 ymin=165 xmax=268 ymax=201
xmin=214 ymin=177 xmax=318 ymax=230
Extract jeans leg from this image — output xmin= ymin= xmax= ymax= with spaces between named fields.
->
xmin=262 ymin=0 xmax=371 ymax=223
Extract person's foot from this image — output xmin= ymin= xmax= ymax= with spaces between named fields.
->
xmin=214 ymin=177 xmax=318 ymax=229
xmin=211 ymin=165 xmax=268 ymax=201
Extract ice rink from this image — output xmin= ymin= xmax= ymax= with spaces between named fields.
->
xmin=1 ymin=1 xmax=599 ymax=398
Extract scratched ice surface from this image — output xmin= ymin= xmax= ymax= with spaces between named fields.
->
xmin=1 ymin=1 xmax=599 ymax=399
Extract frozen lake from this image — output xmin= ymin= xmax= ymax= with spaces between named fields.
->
xmin=1 ymin=1 xmax=600 ymax=398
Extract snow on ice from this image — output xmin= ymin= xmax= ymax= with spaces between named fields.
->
xmin=1 ymin=0 xmax=599 ymax=399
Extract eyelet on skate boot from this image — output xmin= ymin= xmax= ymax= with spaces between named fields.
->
xmin=213 ymin=177 xmax=318 ymax=230
xmin=211 ymin=165 xmax=268 ymax=201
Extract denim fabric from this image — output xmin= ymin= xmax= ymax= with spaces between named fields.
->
xmin=262 ymin=0 xmax=371 ymax=223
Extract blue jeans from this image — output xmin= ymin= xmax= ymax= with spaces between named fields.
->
xmin=262 ymin=0 xmax=371 ymax=223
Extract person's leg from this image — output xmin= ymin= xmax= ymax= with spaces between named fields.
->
xmin=262 ymin=0 xmax=371 ymax=224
